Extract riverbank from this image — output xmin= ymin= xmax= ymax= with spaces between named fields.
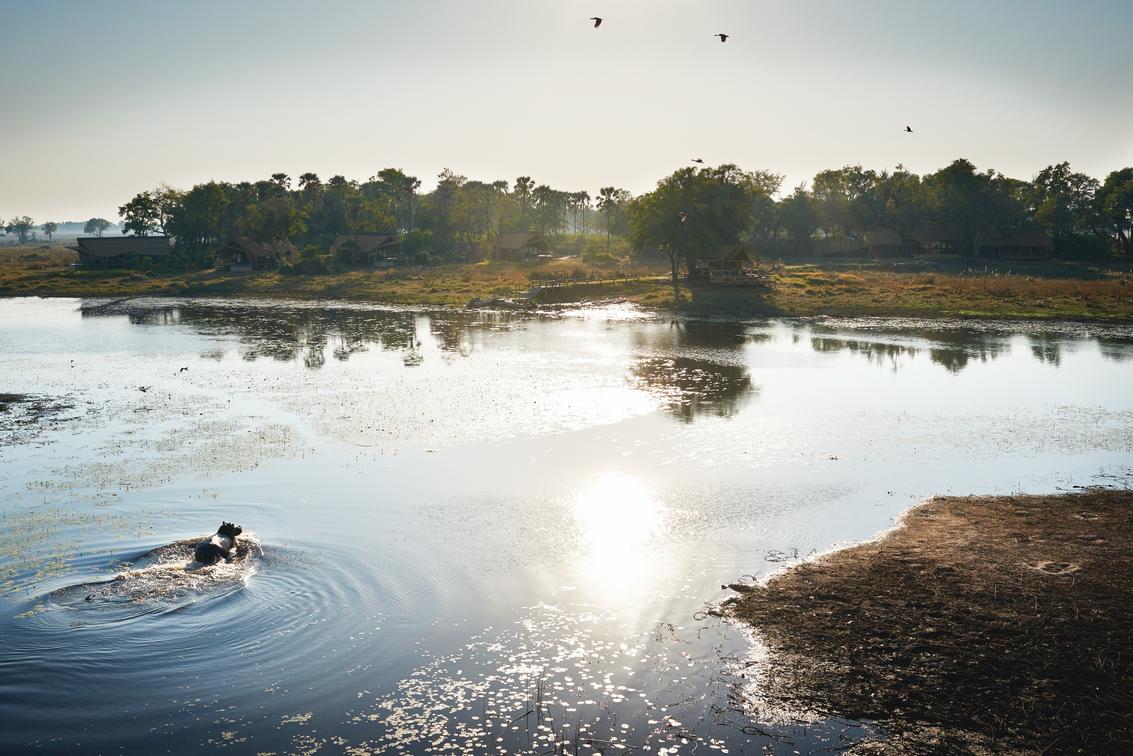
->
xmin=725 ymin=490 xmax=1133 ymax=754
xmin=2 ymin=245 xmax=1132 ymax=321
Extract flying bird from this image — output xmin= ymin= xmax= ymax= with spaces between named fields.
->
xmin=716 ymin=33 xmax=729 ymax=42
xmin=138 ymin=386 xmax=151 ymax=392
xmin=678 ymin=211 xmax=689 ymax=223
xmin=179 ymin=366 xmax=189 ymax=372
xmin=691 ymin=158 xmax=704 ymax=164
xmin=905 ymin=125 xmax=913 ymax=133
xmin=590 ymin=17 xmax=602 ymax=28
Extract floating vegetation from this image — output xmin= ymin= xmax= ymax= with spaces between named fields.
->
xmin=0 ymin=392 xmax=80 ymax=446
xmin=346 ymin=603 xmax=814 ymax=754
xmin=0 ymin=505 xmax=133 ymax=598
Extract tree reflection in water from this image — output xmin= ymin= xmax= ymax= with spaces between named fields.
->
xmin=809 ymin=326 xmax=1013 ymax=374
xmin=628 ymin=320 xmax=758 ymax=422
xmin=83 ymin=300 xmax=504 ymax=369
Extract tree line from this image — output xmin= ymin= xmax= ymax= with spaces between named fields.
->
xmin=105 ymin=170 xmax=634 ymax=266
xmin=2 ymin=217 xmax=115 ymax=243
xmin=4 ymin=159 xmax=1130 ymax=270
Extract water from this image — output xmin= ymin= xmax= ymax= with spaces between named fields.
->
xmin=1 ymin=297 xmax=1131 ymax=754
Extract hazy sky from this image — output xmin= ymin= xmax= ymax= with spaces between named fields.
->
xmin=3 ymin=0 xmax=1131 ymax=221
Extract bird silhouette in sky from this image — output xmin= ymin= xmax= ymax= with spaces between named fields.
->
xmin=590 ymin=17 xmax=602 ymax=28
xmin=905 ymin=125 xmax=913 ymax=133
xmin=691 ymin=158 xmax=704 ymax=164
xmin=716 ymin=33 xmax=729 ymax=42
xmin=179 ymin=366 xmax=189 ymax=373
xmin=138 ymin=386 xmax=151 ymax=392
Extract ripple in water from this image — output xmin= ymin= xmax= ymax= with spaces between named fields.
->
xmin=46 ymin=534 xmax=263 ymax=619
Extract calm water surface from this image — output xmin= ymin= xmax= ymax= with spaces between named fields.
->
xmin=1 ymin=297 xmax=1131 ymax=754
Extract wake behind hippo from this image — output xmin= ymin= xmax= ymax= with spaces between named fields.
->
xmin=49 ymin=526 xmax=261 ymax=609
xmin=194 ymin=522 xmax=243 ymax=565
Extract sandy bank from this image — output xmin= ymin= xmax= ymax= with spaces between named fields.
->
xmin=726 ymin=490 xmax=1133 ymax=754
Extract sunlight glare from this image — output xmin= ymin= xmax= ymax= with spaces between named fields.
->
xmin=571 ymin=473 xmax=665 ymax=603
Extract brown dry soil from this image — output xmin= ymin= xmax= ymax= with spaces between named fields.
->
xmin=726 ymin=490 xmax=1133 ymax=754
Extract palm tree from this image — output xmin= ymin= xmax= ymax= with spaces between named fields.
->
xmin=596 ymin=186 xmax=618 ymax=255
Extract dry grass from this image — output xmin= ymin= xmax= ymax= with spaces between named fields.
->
xmin=759 ymin=266 xmax=1133 ymax=321
xmin=727 ymin=490 xmax=1133 ymax=754
xmin=0 ymin=243 xmax=77 ymax=269
xmin=0 ymin=246 xmax=1130 ymax=321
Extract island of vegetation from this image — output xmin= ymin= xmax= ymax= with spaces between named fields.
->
xmin=723 ymin=489 xmax=1133 ymax=754
xmin=3 ymin=159 xmax=1131 ymax=321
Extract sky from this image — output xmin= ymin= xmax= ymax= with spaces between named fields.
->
xmin=2 ymin=0 xmax=1132 ymax=222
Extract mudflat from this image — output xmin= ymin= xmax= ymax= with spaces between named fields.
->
xmin=727 ymin=490 xmax=1133 ymax=754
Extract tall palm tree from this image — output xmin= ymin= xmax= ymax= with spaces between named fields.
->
xmin=597 ymin=186 xmax=618 ymax=255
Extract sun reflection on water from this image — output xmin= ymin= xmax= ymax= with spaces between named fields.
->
xmin=571 ymin=473 xmax=666 ymax=605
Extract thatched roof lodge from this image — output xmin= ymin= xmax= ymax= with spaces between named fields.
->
xmin=218 ymin=238 xmax=298 ymax=272
xmin=862 ymin=228 xmax=903 ymax=257
xmin=329 ymin=234 xmax=402 ymax=267
xmin=690 ymin=246 xmax=751 ymax=283
xmin=492 ymin=232 xmax=550 ymax=262
xmin=73 ymin=236 xmax=172 ymax=269
xmin=981 ymin=229 xmax=1053 ymax=261
xmin=911 ymin=224 xmax=960 ymax=252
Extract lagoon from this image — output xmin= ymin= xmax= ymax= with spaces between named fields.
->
xmin=1 ymin=297 xmax=1131 ymax=753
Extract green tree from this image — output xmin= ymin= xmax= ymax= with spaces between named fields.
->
xmin=6 ymin=216 xmax=35 ymax=243
xmin=811 ymin=166 xmax=879 ymax=238
xmin=84 ymin=218 xmax=112 ymax=237
xmin=428 ymin=169 xmax=467 ymax=255
xmin=923 ymin=159 xmax=1024 ymax=256
xmin=297 ymin=173 xmax=323 ymax=212
xmin=513 ymin=176 xmax=535 ymax=230
xmin=1095 ymin=168 xmax=1133 ymax=256
xmin=776 ymin=186 xmax=819 ymax=251
xmin=298 ymin=173 xmax=321 ymax=191
xmin=40 ymin=221 xmax=58 ymax=240
xmin=119 ymin=187 xmax=179 ymax=236
xmin=532 ymin=184 xmax=568 ymax=236
xmin=596 ymin=187 xmax=631 ymax=254
xmin=1025 ymin=162 xmax=1100 ymax=254
xmin=167 ymin=182 xmax=230 ymax=248
xmin=629 ymin=165 xmax=758 ymax=299
xmin=374 ymin=169 xmax=421 ymax=233
xmin=877 ymin=166 xmax=928 ymax=248
xmin=238 ymin=196 xmax=305 ymax=243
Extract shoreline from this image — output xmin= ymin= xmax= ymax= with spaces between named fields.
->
xmin=3 ymin=247 xmax=1133 ymax=323
xmin=3 ymin=280 xmax=1133 ymax=325
xmin=724 ymin=490 xmax=1133 ymax=754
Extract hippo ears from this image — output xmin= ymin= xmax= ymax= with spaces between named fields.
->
xmin=218 ymin=521 xmax=243 ymax=537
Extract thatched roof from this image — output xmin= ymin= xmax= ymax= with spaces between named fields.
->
xmin=911 ymin=224 xmax=959 ymax=245
xmin=74 ymin=236 xmax=172 ymax=258
xmin=698 ymin=246 xmax=750 ymax=262
xmin=330 ymin=234 xmax=401 ymax=256
xmin=996 ymin=229 xmax=1053 ymax=249
xmin=494 ymin=232 xmax=549 ymax=252
xmin=220 ymin=238 xmax=298 ymax=259
xmin=863 ymin=228 xmax=902 ymax=247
